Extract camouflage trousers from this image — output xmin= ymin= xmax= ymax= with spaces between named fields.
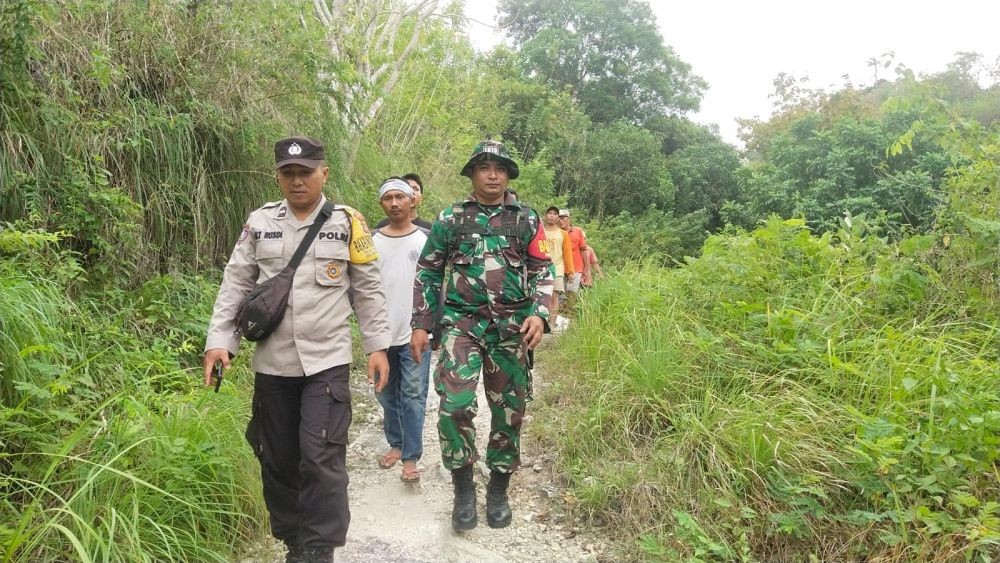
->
xmin=435 ymin=326 xmax=530 ymax=473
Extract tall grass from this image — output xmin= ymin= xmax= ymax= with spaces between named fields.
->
xmin=0 ymin=232 xmax=267 ymax=560
xmin=0 ymin=1 xmax=357 ymax=280
xmin=538 ymin=218 xmax=1000 ymax=561
xmin=4 ymin=380 xmax=264 ymax=563
xmin=0 ymin=3 xmax=502 ymax=560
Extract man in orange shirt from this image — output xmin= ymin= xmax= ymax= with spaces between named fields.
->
xmin=559 ymin=209 xmax=587 ymax=306
xmin=581 ymin=246 xmax=602 ymax=286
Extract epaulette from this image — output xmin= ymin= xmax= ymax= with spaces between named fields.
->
xmin=260 ymin=200 xmax=282 ymax=209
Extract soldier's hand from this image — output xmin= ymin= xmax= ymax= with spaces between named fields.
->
xmin=203 ymin=349 xmax=230 ymax=386
xmin=368 ymin=349 xmax=390 ymax=393
xmin=520 ymin=315 xmax=545 ymax=350
xmin=410 ymin=329 xmax=430 ymax=363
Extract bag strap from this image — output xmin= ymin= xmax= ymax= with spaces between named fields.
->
xmin=286 ymin=200 xmax=335 ymax=271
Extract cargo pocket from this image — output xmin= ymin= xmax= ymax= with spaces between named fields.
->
xmin=315 ymin=243 xmax=349 ymax=287
xmin=499 ymin=246 xmax=528 ymax=302
xmin=448 ymin=239 xmax=478 ymax=291
xmin=245 ymin=394 xmax=265 ymax=457
xmin=322 ymin=381 xmax=352 ymax=445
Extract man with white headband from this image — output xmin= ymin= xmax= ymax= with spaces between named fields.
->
xmin=371 ymin=177 xmax=432 ymax=483
xmin=375 ymin=173 xmax=432 ymax=230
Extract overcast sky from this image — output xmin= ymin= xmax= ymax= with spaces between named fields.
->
xmin=462 ymin=0 xmax=1000 ymax=146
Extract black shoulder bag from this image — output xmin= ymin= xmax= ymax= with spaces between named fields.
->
xmin=236 ymin=201 xmax=334 ymax=342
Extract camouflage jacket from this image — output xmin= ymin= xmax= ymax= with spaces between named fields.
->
xmin=412 ymin=192 xmax=554 ymax=339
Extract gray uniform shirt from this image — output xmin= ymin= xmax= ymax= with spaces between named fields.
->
xmin=205 ymin=195 xmax=391 ymax=376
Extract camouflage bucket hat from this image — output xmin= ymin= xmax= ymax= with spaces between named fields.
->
xmin=459 ymin=140 xmax=520 ymax=180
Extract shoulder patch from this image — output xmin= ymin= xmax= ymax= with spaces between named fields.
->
xmin=529 ymin=222 xmax=550 ymax=260
xmin=339 ymin=206 xmax=379 ymax=264
xmin=237 ymin=223 xmax=251 ymax=245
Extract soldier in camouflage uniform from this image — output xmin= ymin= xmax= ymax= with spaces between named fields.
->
xmin=410 ymin=140 xmax=554 ymax=531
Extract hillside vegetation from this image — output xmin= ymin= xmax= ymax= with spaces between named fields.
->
xmin=1 ymin=0 xmax=998 ymax=561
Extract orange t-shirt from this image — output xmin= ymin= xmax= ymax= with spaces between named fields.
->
xmin=566 ymin=227 xmax=587 ymax=276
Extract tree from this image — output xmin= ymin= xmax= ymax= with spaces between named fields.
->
xmin=313 ymin=0 xmax=442 ymax=169
xmin=728 ymin=111 xmax=949 ymax=233
xmin=498 ymin=0 xmax=705 ymax=125
xmin=570 ymin=122 xmax=673 ymax=219
xmin=668 ymin=140 xmax=741 ymax=231
xmin=645 ymin=115 xmax=723 ymax=156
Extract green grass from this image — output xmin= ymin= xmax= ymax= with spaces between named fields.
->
xmin=537 ymin=218 xmax=1000 ymax=561
xmin=0 ymin=236 xmax=267 ymax=561
xmin=4 ymin=382 xmax=263 ymax=563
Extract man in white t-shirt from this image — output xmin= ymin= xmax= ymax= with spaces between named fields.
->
xmin=372 ymin=177 xmax=431 ymax=482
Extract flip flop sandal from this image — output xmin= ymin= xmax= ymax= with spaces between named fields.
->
xmin=377 ymin=450 xmax=401 ymax=469
xmin=400 ymin=465 xmax=420 ymax=483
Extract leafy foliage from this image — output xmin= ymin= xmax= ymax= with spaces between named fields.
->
xmin=0 ymin=232 xmax=265 ymax=561
xmin=727 ymin=111 xmax=951 ymax=234
xmin=498 ymin=0 xmax=705 ymax=124
xmin=0 ymin=0 xmax=346 ymax=279
xmin=667 ymin=140 xmax=742 ymax=231
xmin=570 ymin=122 xmax=674 ymax=219
xmin=539 ymin=101 xmax=1000 ymax=559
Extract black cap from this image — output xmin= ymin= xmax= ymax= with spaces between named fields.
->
xmin=274 ymin=136 xmax=325 ymax=169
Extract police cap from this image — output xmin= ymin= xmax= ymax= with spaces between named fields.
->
xmin=275 ymin=136 xmax=325 ymax=170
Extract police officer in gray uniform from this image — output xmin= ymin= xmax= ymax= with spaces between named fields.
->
xmin=203 ymin=136 xmax=391 ymax=563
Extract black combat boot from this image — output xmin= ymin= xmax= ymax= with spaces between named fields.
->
xmin=486 ymin=470 xmax=512 ymax=528
xmin=303 ymin=546 xmax=334 ymax=563
xmin=283 ymin=539 xmax=306 ymax=563
xmin=451 ymin=464 xmax=477 ymax=531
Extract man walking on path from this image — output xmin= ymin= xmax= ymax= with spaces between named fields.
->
xmin=542 ymin=206 xmax=574 ymax=329
xmin=409 ymin=140 xmax=554 ymax=532
xmin=202 ymin=136 xmax=391 ymax=563
xmin=375 ymin=173 xmax=433 ymax=230
xmin=559 ymin=209 xmax=588 ymax=308
xmin=581 ymin=246 xmax=603 ymax=286
xmin=372 ymin=177 xmax=431 ymax=483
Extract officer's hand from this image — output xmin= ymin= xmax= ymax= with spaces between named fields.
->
xmin=368 ymin=349 xmax=390 ymax=393
xmin=410 ymin=329 xmax=430 ymax=363
xmin=203 ymin=348 xmax=230 ymax=386
xmin=520 ymin=316 xmax=545 ymax=350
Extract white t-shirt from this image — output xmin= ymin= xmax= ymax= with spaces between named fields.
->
xmin=373 ymin=227 xmax=429 ymax=347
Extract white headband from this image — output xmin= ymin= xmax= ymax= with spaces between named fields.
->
xmin=378 ymin=179 xmax=414 ymax=199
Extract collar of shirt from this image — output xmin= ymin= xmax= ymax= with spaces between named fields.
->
xmin=463 ymin=192 xmax=519 ymax=210
xmin=276 ymin=195 xmax=328 ymax=230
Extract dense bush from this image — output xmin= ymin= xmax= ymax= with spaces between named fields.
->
xmin=0 ymin=229 xmax=265 ymax=561
xmin=725 ymin=111 xmax=952 ymax=236
xmin=0 ymin=1 xmax=344 ymax=280
xmin=539 ymin=211 xmax=999 ymax=560
xmin=540 ymin=113 xmax=999 ymax=558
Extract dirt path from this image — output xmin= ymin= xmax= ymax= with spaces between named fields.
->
xmin=241 ymin=337 xmax=610 ymax=562
xmin=332 ymin=347 xmax=609 ymax=562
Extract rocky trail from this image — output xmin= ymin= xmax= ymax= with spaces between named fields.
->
xmin=245 ymin=339 xmax=612 ymax=562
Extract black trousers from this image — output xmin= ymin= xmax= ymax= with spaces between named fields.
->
xmin=246 ymin=364 xmax=352 ymax=549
